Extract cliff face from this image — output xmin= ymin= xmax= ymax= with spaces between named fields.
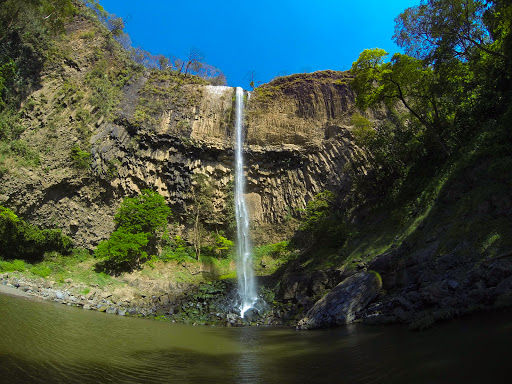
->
xmin=245 ymin=71 xmax=367 ymax=233
xmin=90 ymin=70 xmax=369 ymax=245
xmin=0 ymin=11 xmax=370 ymax=249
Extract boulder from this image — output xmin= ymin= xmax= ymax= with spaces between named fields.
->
xmin=420 ymin=281 xmax=449 ymax=305
xmin=55 ymin=290 xmax=67 ymax=300
xmin=243 ymin=308 xmax=260 ymax=323
xmin=106 ymin=307 xmax=117 ymax=315
xmin=495 ymin=275 xmax=512 ymax=295
xmin=296 ymin=272 xmax=382 ymax=330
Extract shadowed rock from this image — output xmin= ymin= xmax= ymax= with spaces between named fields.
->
xmin=296 ymin=272 xmax=381 ymax=330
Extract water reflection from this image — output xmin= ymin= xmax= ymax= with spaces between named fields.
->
xmin=1 ymin=293 xmax=512 ymax=383
xmin=235 ymin=327 xmax=262 ymax=384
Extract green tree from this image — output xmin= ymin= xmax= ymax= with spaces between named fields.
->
xmin=0 ymin=60 xmax=15 ymax=108
xmin=0 ymin=205 xmax=72 ymax=261
xmin=94 ymin=229 xmax=149 ymax=272
xmin=393 ymin=0 xmax=512 ymax=126
xmin=95 ymin=190 xmax=171 ymax=273
xmin=295 ymin=191 xmax=346 ymax=248
xmin=106 ymin=15 xmax=125 ymax=38
xmin=213 ymin=232 xmax=234 ymax=258
xmin=394 ymin=0 xmax=504 ymax=64
xmin=188 ymin=173 xmax=215 ymax=260
xmin=114 ymin=189 xmax=171 ymax=234
xmin=350 ymin=48 xmax=451 ymax=156
xmin=299 ymin=191 xmax=335 ymax=233
xmin=350 ymin=111 xmax=426 ymax=198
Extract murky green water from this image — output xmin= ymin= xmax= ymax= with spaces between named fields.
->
xmin=1 ymin=293 xmax=511 ymax=383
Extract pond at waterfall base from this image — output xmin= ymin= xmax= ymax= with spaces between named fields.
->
xmin=1 ymin=293 xmax=511 ymax=383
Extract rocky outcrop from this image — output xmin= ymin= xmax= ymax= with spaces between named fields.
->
xmin=361 ymin=243 xmax=512 ymax=329
xmin=248 ymin=71 xmax=359 ymax=146
xmin=0 ymin=8 xmax=373 ymax=250
xmin=88 ymin=70 xmax=370 ymax=246
xmin=296 ymin=271 xmax=382 ymax=329
xmin=0 ymin=272 xmax=269 ymax=326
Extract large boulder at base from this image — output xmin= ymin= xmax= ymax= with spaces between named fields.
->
xmin=297 ymin=272 xmax=382 ymax=330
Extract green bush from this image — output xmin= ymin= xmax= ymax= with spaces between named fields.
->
xmin=0 ymin=205 xmax=73 ymax=261
xmin=0 ymin=110 xmax=24 ymax=141
xmin=254 ymin=241 xmax=289 ymax=260
xmin=95 ymin=229 xmax=149 ymax=273
xmin=31 ymin=264 xmax=51 ymax=278
xmin=293 ymin=191 xmax=347 ymax=248
xmin=70 ymin=145 xmax=92 ymax=169
xmin=71 ymin=248 xmax=91 ymax=262
xmin=85 ymin=59 xmax=119 ymax=115
xmin=94 ymin=190 xmax=171 ymax=273
xmin=199 ymin=232 xmax=234 ymax=259
xmin=159 ymin=235 xmax=195 ymax=263
xmin=10 ymin=140 xmax=40 ymax=166
xmin=114 ymin=189 xmax=172 ymax=234
xmin=213 ymin=233 xmax=234 ymax=258
xmin=0 ymin=259 xmax=27 ymax=272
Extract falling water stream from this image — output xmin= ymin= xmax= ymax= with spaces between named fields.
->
xmin=234 ymin=87 xmax=257 ymax=317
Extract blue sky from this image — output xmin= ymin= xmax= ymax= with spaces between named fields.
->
xmin=98 ymin=0 xmax=419 ymax=88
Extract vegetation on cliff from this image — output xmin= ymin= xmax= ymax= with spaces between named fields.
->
xmin=94 ymin=189 xmax=171 ymax=273
xmin=275 ymin=0 xmax=512 ymax=328
xmin=0 ymin=0 xmax=511 ymax=328
xmin=0 ymin=205 xmax=73 ymax=261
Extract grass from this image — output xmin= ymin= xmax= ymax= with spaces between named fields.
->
xmin=0 ymin=259 xmax=27 ymax=273
xmin=252 ymin=241 xmax=296 ymax=275
xmin=0 ymin=250 xmax=119 ymax=289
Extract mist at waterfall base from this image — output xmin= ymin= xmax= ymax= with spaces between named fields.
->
xmin=233 ymin=87 xmax=265 ymax=319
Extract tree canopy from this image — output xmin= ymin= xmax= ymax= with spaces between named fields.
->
xmin=114 ymin=189 xmax=172 ymax=235
xmin=348 ymin=0 xmax=512 ymax=203
xmin=350 ymin=49 xmax=451 ymax=156
xmin=393 ymin=0 xmax=502 ymax=63
xmin=96 ymin=190 xmax=171 ymax=273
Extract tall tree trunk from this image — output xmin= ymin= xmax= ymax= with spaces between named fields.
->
xmin=194 ymin=210 xmax=200 ymax=260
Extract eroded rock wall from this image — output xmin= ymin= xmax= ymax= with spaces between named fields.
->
xmin=1 ymin=59 xmax=369 ymax=249
xmin=91 ymin=70 xmax=369 ymax=245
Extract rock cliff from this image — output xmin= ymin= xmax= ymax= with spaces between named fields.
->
xmin=0 ymin=10 xmax=370 ymax=249
xmin=78 ymin=70 xmax=370 ymax=247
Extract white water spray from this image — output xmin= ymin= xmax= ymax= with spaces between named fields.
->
xmin=234 ymin=87 xmax=257 ymax=318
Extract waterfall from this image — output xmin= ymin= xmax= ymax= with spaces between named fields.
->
xmin=234 ymin=87 xmax=257 ymax=318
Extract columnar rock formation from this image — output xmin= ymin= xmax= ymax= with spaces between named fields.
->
xmin=91 ymin=70 xmax=369 ymax=245
xmin=1 ymin=64 xmax=371 ymax=248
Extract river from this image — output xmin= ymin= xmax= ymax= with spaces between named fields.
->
xmin=0 ymin=293 xmax=510 ymax=383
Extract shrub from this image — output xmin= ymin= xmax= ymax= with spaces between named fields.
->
xmin=95 ymin=229 xmax=149 ymax=273
xmin=10 ymin=140 xmax=40 ymax=166
xmin=159 ymin=235 xmax=195 ymax=263
xmin=254 ymin=241 xmax=290 ymax=260
xmin=0 ymin=259 xmax=26 ymax=272
xmin=31 ymin=264 xmax=51 ymax=278
xmin=114 ymin=189 xmax=171 ymax=234
xmin=0 ymin=205 xmax=73 ymax=261
xmin=293 ymin=191 xmax=348 ymax=248
xmin=71 ymin=248 xmax=91 ymax=262
xmin=70 ymin=145 xmax=92 ymax=169
xmin=94 ymin=190 xmax=171 ymax=273
xmin=0 ymin=110 xmax=24 ymax=141
xmin=199 ymin=232 xmax=234 ymax=259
